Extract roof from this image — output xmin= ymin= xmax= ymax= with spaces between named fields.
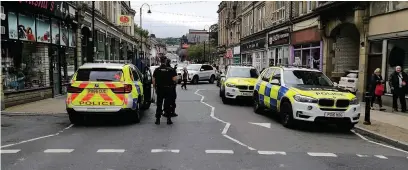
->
xmin=79 ymin=63 xmax=127 ymax=69
xmin=228 ymin=65 xmax=255 ymax=69
xmin=269 ymin=66 xmax=321 ymax=72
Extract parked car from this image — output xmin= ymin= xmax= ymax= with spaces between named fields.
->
xmin=186 ymin=64 xmax=216 ymax=84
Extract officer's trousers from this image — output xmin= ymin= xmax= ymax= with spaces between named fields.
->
xmin=156 ymin=86 xmax=175 ymax=119
xmin=170 ymin=86 xmax=177 ymax=113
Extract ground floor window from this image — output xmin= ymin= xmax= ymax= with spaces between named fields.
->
xmin=269 ymin=46 xmax=289 ymax=67
xmin=241 ymin=53 xmax=253 ymax=66
xmin=1 ymin=42 xmax=51 ymax=92
xmin=292 ymin=42 xmax=321 ymax=70
xmin=385 ymin=38 xmax=408 ymax=94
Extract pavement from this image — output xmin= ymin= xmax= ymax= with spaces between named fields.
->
xmin=2 ymin=83 xmax=408 ymax=170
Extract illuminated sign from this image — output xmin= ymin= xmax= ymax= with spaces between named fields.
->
xmin=117 ymin=15 xmax=131 ymax=26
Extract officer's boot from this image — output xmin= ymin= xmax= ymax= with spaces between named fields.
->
xmin=167 ymin=117 xmax=173 ymax=125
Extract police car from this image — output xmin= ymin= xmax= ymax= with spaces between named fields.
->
xmin=219 ymin=66 xmax=259 ymax=104
xmin=253 ymin=66 xmax=360 ymax=130
xmin=66 ymin=63 xmax=152 ymax=124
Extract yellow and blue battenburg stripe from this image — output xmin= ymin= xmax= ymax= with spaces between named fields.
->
xmin=256 ymin=81 xmax=289 ymax=110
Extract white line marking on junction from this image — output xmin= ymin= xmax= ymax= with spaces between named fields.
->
xmin=258 ymin=151 xmax=286 ymax=155
xmin=1 ymin=149 xmax=21 ymax=154
xmin=351 ymin=130 xmax=408 ymax=154
xmin=205 ymin=150 xmax=234 ymax=154
xmin=249 ymin=122 xmax=271 ymax=128
xmin=195 ymin=89 xmax=256 ymax=151
xmin=307 ymin=152 xmax=337 ymax=157
xmin=356 ymin=154 xmax=370 ymax=157
xmin=1 ymin=124 xmax=73 ymax=149
xmin=97 ymin=149 xmax=125 ymax=153
xmin=151 ymin=149 xmax=180 ymax=153
xmin=374 ymin=155 xmax=388 ymax=159
xmin=44 ymin=149 xmax=74 ymax=153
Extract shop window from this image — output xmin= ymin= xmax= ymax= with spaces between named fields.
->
xmin=385 ymin=38 xmax=408 ymax=94
xmin=370 ymin=41 xmax=382 ymax=54
xmin=2 ymin=42 xmax=51 ymax=92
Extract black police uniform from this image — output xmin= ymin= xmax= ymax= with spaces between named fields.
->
xmin=153 ymin=63 xmax=177 ymax=124
xmin=166 ymin=60 xmax=178 ymax=116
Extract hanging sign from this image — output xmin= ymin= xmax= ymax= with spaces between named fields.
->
xmin=117 ymin=15 xmax=132 ymax=26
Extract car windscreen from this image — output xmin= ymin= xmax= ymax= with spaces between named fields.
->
xmin=227 ymin=68 xmax=259 ymax=78
xmin=75 ymin=68 xmax=123 ymax=82
xmin=187 ymin=65 xmax=201 ymax=71
xmin=283 ymin=70 xmax=333 ymax=86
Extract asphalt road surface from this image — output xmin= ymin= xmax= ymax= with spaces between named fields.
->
xmin=2 ymin=83 xmax=408 ymax=170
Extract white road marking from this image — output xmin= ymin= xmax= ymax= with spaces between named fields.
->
xmin=205 ymin=150 xmax=234 ymax=154
xmin=249 ymin=122 xmax=271 ymax=128
xmin=151 ymin=149 xmax=180 ymax=153
xmin=1 ymin=149 xmax=21 ymax=154
xmin=356 ymin=154 xmax=370 ymax=157
xmin=97 ymin=149 xmax=126 ymax=153
xmin=258 ymin=151 xmax=286 ymax=155
xmin=351 ymin=130 xmax=408 ymax=154
xmin=1 ymin=124 xmax=73 ymax=148
xmin=195 ymin=89 xmax=256 ymax=151
xmin=307 ymin=152 xmax=337 ymax=157
xmin=44 ymin=149 xmax=74 ymax=153
xmin=374 ymin=155 xmax=388 ymax=159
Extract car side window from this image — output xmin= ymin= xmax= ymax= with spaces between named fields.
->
xmin=271 ymin=68 xmax=282 ymax=83
xmin=205 ymin=65 xmax=213 ymax=71
xmin=129 ymin=68 xmax=134 ymax=81
xmin=131 ymin=67 xmax=140 ymax=81
xmin=262 ymin=68 xmax=273 ymax=82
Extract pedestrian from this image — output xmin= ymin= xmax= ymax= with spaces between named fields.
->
xmin=152 ymin=56 xmax=178 ymax=125
xmin=166 ymin=59 xmax=178 ymax=117
xmin=181 ymin=67 xmax=188 ymax=90
xmin=389 ymin=66 xmax=408 ymax=112
xmin=369 ymin=68 xmax=385 ymax=110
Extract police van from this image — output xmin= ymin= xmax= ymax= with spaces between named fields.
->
xmin=253 ymin=66 xmax=360 ymax=131
xmin=66 ymin=63 xmax=153 ymax=124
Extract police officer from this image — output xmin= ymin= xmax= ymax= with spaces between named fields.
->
xmin=166 ymin=59 xmax=178 ymax=117
xmin=153 ymin=56 xmax=178 ymax=125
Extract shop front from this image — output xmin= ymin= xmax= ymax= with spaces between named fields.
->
xmin=290 ymin=26 xmax=322 ymax=70
xmin=1 ymin=2 xmax=77 ymax=108
xmin=240 ymin=37 xmax=266 ymax=71
xmin=233 ymin=46 xmax=240 ymax=65
xmin=267 ymin=27 xmax=290 ymax=67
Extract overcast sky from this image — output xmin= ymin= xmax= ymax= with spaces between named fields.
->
xmin=130 ymin=1 xmax=220 ymax=38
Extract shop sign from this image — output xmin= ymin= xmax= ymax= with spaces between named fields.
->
xmin=19 ymin=1 xmax=55 ymax=13
xmin=60 ymin=23 xmax=68 ymax=46
xmin=8 ymin=12 xmax=18 ymax=40
xmin=69 ymin=29 xmax=76 ymax=47
xmin=51 ymin=18 xmax=60 ymax=45
xmin=117 ymin=15 xmax=132 ymax=27
xmin=18 ymin=13 xmax=36 ymax=42
xmin=36 ymin=17 xmax=51 ymax=43
xmin=225 ymin=49 xmax=233 ymax=58
xmin=233 ymin=46 xmax=240 ymax=55
xmin=268 ymin=29 xmax=290 ymax=46
xmin=241 ymin=38 xmax=266 ymax=52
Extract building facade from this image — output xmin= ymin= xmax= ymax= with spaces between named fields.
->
xmin=1 ymin=1 xmax=140 ymax=109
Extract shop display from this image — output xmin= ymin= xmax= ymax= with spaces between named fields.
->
xmin=36 ymin=16 xmax=51 ymax=43
xmin=18 ymin=13 xmax=36 ymax=41
xmin=51 ymin=18 xmax=60 ymax=45
xmin=8 ymin=12 xmax=18 ymax=39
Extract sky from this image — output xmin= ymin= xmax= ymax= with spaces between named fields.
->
xmin=130 ymin=0 xmax=220 ymax=38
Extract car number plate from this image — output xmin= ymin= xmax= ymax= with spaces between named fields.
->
xmin=241 ymin=92 xmax=253 ymax=96
xmin=88 ymin=89 xmax=107 ymax=94
xmin=324 ymin=112 xmax=344 ymax=117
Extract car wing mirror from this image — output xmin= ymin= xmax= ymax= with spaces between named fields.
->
xmin=270 ymin=79 xmax=280 ymax=85
xmin=333 ymin=82 xmax=338 ymax=87
xmin=200 ymin=68 xmax=204 ymax=71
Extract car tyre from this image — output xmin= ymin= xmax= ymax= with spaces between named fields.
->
xmin=141 ymin=96 xmax=151 ymax=110
xmin=253 ymin=92 xmax=263 ymax=114
xmin=68 ymin=113 xmax=84 ymax=125
xmin=131 ymin=104 xmax=141 ymax=123
xmin=280 ymin=102 xmax=295 ymax=128
xmin=337 ymin=123 xmax=355 ymax=132
xmin=209 ymin=75 xmax=215 ymax=84
xmin=221 ymin=88 xmax=230 ymax=104
xmin=192 ymin=76 xmax=199 ymax=84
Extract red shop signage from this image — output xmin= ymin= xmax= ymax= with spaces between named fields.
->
xmin=19 ymin=1 xmax=55 ymax=12
xmin=291 ymin=27 xmax=321 ymax=45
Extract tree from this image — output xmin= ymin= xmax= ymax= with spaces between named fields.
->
xmin=134 ymin=24 xmax=149 ymax=38
xmin=187 ymin=43 xmax=217 ymax=62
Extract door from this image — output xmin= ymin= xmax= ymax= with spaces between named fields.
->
xmin=269 ymin=68 xmax=282 ymax=110
xmin=261 ymin=68 xmax=275 ymax=109
xmin=199 ymin=65 xmax=209 ymax=80
xmin=204 ymin=65 xmax=214 ymax=79
xmin=131 ymin=67 xmax=143 ymax=101
xmin=367 ymin=54 xmax=382 ymax=90
xmin=142 ymin=67 xmax=153 ymax=103
xmin=51 ymin=46 xmax=62 ymax=96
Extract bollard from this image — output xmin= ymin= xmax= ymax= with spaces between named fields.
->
xmin=364 ymin=91 xmax=371 ymax=125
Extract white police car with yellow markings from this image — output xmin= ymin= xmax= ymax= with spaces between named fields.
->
xmin=219 ymin=66 xmax=259 ymax=104
xmin=253 ymin=66 xmax=360 ymax=130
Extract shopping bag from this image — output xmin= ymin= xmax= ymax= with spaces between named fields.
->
xmin=375 ymin=84 xmax=384 ymax=96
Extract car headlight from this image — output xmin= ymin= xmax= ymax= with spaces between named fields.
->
xmin=293 ymin=95 xmax=318 ymax=103
xmin=225 ymin=83 xmax=235 ymax=87
xmin=350 ymin=98 xmax=359 ymax=105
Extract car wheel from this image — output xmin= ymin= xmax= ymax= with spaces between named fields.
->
xmin=132 ymin=103 xmax=141 ymax=123
xmin=221 ymin=88 xmax=230 ymax=104
xmin=280 ymin=102 xmax=295 ymax=128
xmin=253 ymin=92 xmax=263 ymax=114
xmin=337 ymin=123 xmax=355 ymax=132
xmin=192 ymin=76 xmax=199 ymax=84
xmin=68 ymin=113 xmax=84 ymax=125
xmin=209 ymin=75 xmax=215 ymax=84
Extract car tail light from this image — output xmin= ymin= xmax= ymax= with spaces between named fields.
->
xmin=112 ymin=84 xmax=132 ymax=93
xmin=67 ymin=85 xmax=84 ymax=93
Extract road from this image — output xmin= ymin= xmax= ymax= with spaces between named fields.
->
xmin=2 ymin=83 xmax=408 ymax=170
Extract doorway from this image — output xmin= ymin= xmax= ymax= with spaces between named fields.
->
xmin=51 ymin=46 xmax=62 ymax=96
xmin=367 ymin=54 xmax=382 ymax=90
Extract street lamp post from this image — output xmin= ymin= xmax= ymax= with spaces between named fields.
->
xmin=140 ymin=3 xmax=151 ymax=70
xmin=204 ymin=25 xmax=210 ymax=63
